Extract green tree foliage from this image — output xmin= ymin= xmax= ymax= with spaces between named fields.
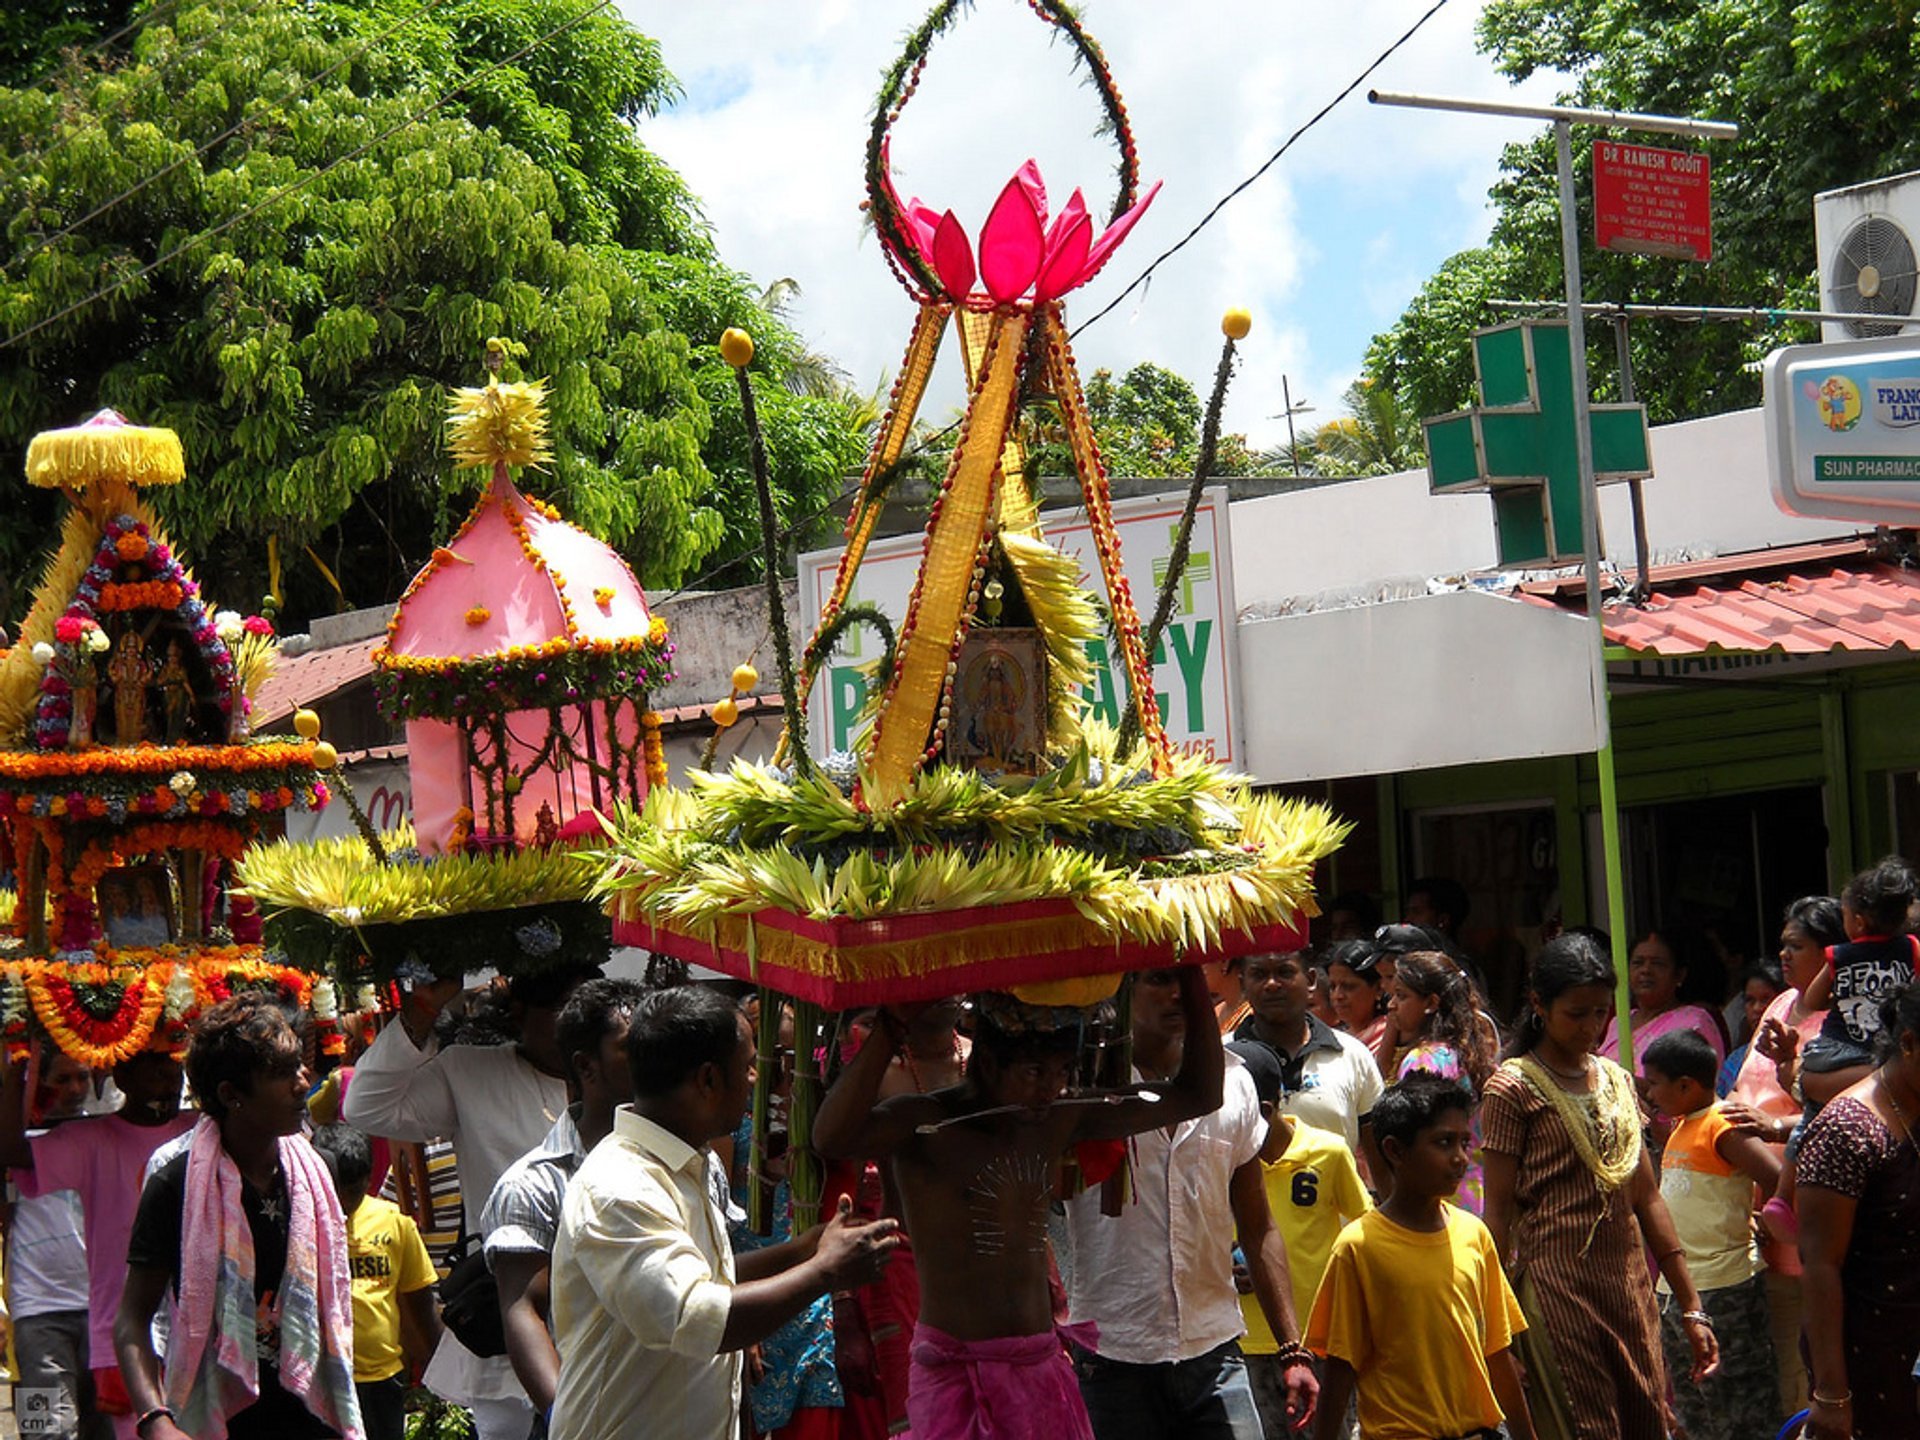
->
xmin=1267 ymin=380 xmax=1425 ymax=478
xmin=0 ymin=0 xmax=866 ymax=625
xmin=0 ymin=2 xmax=138 ymax=86
xmin=1074 ymin=362 xmax=1268 ymax=479
xmin=1366 ymin=0 xmax=1920 ymax=428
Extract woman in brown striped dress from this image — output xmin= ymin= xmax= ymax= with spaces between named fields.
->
xmin=1481 ymin=934 xmax=1720 ymax=1440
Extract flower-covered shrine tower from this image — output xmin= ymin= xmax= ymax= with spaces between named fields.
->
xmin=372 ymin=352 xmax=671 ymax=855
xmin=236 ymin=350 xmax=671 ymax=985
xmin=0 ymin=411 xmax=328 ymax=1066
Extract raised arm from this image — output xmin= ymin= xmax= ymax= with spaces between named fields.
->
xmin=1713 ymin=1126 xmax=1782 ymax=1192
xmin=1073 ymin=968 xmax=1224 ymax=1141
xmin=341 ymin=984 xmax=463 ymax=1143
xmin=814 ymin=1011 xmax=936 ymax=1160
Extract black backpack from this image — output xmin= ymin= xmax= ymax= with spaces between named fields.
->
xmin=437 ymin=1231 xmax=508 ymax=1358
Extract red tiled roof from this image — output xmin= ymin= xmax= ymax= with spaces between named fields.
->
xmin=1523 ymin=537 xmax=1920 ymax=655
xmin=252 ymin=637 xmax=382 ymax=725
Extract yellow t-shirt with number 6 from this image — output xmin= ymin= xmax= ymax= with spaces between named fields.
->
xmin=1239 ymin=1119 xmax=1371 ymax=1352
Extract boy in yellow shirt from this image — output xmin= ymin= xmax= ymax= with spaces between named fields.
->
xmin=1306 ymin=1076 xmax=1533 ymax=1440
xmin=1227 ymin=1041 xmax=1371 ymax=1439
xmin=313 ymin=1125 xmax=442 ymax=1440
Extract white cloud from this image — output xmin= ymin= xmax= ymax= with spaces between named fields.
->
xmin=626 ymin=1 xmax=1565 ymax=448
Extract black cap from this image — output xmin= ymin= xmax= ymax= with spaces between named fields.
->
xmin=1226 ymin=1039 xmax=1285 ymax=1107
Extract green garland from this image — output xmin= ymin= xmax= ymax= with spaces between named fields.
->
xmin=374 ymin=635 xmax=674 ymax=724
xmin=866 ymin=0 xmax=1140 ymax=299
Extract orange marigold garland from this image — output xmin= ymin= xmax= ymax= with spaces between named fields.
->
xmin=7 ymin=950 xmax=321 ymax=1067
xmin=29 ymin=964 xmax=166 ymax=1068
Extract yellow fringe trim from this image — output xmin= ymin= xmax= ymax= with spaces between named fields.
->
xmin=654 ymin=906 xmax=1133 ymax=986
xmin=26 ymin=421 xmax=183 ymax=490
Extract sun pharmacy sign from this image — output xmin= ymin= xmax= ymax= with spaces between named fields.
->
xmin=797 ymin=488 xmax=1242 ymax=765
xmin=1766 ymin=334 xmax=1920 ymax=520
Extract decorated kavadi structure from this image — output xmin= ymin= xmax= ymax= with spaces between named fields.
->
xmin=236 ymin=346 xmax=672 ymax=985
xmin=599 ymin=0 xmax=1345 ymax=1013
xmin=0 ymin=411 xmax=332 ymax=1066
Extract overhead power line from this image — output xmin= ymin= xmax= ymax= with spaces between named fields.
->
xmin=4 ymin=0 xmax=465 ymax=278
xmin=15 ymin=0 xmax=284 ymax=179
xmin=1071 ymin=0 xmax=1456 ymax=340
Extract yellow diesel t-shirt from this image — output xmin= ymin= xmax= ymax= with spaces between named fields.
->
xmin=346 ymin=1195 xmax=438 ymax=1383
xmin=1306 ymin=1207 xmax=1525 ymax=1440
xmin=1240 ymin=1120 xmax=1371 ymax=1352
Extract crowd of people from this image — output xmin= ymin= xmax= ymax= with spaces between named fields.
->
xmin=5 ymin=864 xmax=1920 ymax=1439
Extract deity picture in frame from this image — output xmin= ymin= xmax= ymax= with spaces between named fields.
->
xmin=944 ymin=628 xmax=1048 ymax=776
xmin=96 ymin=863 xmax=179 ymax=950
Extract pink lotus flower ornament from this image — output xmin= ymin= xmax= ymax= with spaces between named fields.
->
xmin=885 ymin=151 xmax=1161 ymax=307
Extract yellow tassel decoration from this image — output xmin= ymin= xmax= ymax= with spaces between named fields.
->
xmin=447 ymin=377 xmax=553 ymax=471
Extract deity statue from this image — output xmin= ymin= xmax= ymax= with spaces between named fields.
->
xmin=157 ymin=640 xmax=194 ymax=743
xmin=107 ymin=631 xmax=151 ymax=746
xmin=533 ymin=800 xmax=559 ymax=849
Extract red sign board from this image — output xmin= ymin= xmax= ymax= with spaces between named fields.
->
xmin=1593 ymin=142 xmax=1712 ymax=261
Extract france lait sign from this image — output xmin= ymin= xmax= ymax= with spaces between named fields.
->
xmin=798 ymin=488 xmax=1241 ymax=765
xmin=1593 ymin=142 xmax=1712 ymax=262
xmin=1765 ymin=334 xmax=1920 ymax=522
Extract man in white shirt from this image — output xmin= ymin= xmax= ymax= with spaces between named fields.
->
xmin=344 ymin=965 xmax=596 ymax=1440
xmin=1232 ymin=952 xmax=1384 ymax=1153
xmin=1066 ymin=968 xmax=1319 ymax=1440
xmin=481 ymin=977 xmax=644 ymax=1421
xmin=549 ymin=985 xmax=899 ymax=1440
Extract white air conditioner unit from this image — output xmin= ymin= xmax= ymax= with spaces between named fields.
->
xmin=1815 ymin=172 xmax=1920 ymax=343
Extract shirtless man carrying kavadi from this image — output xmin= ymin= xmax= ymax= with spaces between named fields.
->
xmin=814 ymin=967 xmax=1230 ymax=1440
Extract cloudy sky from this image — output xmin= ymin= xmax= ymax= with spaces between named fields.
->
xmin=621 ymin=2 xmax=1565 ymax=449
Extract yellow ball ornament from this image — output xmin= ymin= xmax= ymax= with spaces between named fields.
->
xmin=311 ymin=741 xmax=338 ymax=770
xmin=719 ymin=328 xmax=755 ymax=368
xmin=293 ymin=709 xmax=322 ymax=739
xmin=711 ymin=697 xmax=739 ymax=728
xmin=731 ymin=663 xmax=759 ymax=694
xmin=1222 ymin=308 xmax=1253 ymax=340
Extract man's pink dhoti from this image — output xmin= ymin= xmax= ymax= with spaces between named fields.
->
xmin=905 ymin=1321 xmax=1097 ymax=1440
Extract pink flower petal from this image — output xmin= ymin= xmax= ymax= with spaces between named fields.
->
xmin=931 ymin=210 xmax=977 ymax=299
xmin=978 ymin=173 xmax=1047 ymax=304
xmin=1032 ymin=214 xmax=1092 ymax=301
xmin=1041 ymin=188 xmax=1089 ymax=258
xmin=1013 ymin=158 xmax=1049 ymax=226
xmin=1078 ymin=179 xmax=1164 ymax=288
xmin=904 ymin=200 xmax=942 ymax=263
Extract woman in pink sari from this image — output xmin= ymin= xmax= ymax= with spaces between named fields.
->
xmin=1600 ymin=929 xmax=1727 ymax=1078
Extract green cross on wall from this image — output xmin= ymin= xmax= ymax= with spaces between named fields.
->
xmin=1424 ymin=320 xmax=1652 ymax=567
xmin=1152 ymin=522 xmax=1210 ymax=615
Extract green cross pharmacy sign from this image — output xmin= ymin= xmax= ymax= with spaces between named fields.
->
xmin=1424 ymin=320 xmax=1653 ymax=566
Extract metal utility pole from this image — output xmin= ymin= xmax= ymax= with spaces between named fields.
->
xmin=1277 ymin=376 xmax=1314 ymax=477
xmin=1370 ymin=90 xmax=1738 ymax=1069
